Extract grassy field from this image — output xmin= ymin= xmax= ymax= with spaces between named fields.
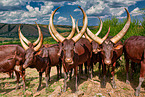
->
xmin=0 ymin=58 xmax=145 ymax=97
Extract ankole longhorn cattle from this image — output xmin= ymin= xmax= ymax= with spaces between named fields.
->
xmin=76 ymin=17 xmax=110 ymax=77
xmin=124 ymin=36 xmax=145 ymax=96
xmin=0 ymin=44 xmax=25 ymax=90
xmin=19 ymin=22 xmax=63 ymax=91
xmin=86 ymin=8 xmax=131 ymax=88
xmin=49 ymin=6 xmax=92 ymax=92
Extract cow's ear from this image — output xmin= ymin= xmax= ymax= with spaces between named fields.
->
xmin=114 ymin=44 xmax=123 ymax=50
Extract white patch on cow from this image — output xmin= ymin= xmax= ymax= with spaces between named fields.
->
xmin=14 ymin=65 xmax=20 ymax=72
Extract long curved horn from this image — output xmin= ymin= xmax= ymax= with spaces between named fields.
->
xmin=19 ymin=25 xmax=31 ymax=45
xmin=102 ymin=26 xmax=110 ymax=41
xmin=34 ymin=24 xmax=43 ymax=51
xmin=72 ymin=6 xmax=88 ymax=42
xmin=110 ymin=8 xmax=131 ymax=44
xmin=95 ymin=17 xmax=103 ymax=36
xmin=87 ymin=27 xmax=104 ymax=45
xmin=33 ymin=22 xmax=41 ymax=46
xmin=49 ymin=7 xmax=65 ymax=42
xmin=49 ymin=24 xmax=59 ymax=42
xmin=18 ymin=25 xmax=29 ymax=50
xmin=76 ymin=20 xmax=92 ymax=42
xmin=66 ymin=15 xmax=75 ymax=39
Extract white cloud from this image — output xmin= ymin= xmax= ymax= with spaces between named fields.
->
xmin=74 ymin=8 xmax=80 ymax=12
xmin=57 ymin=16 xmax=67 ymax=23
xmin=130 ymin=7 xmax=143 ymax=16
xmin=26 ymin=5 xmax=34 ymax=12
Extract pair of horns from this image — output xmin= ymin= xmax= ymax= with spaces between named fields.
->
xmin=49 ymin=15 xmax=75 ymax=42
xmin=19 ymin=22 xmax=43 ymax=51
xmin=87 ymin=8 xmax=131 ymax=45
xmin=76 ymin=17 xmax=110 ymax=43
xmin=49 ymin=6 xmax=88 ymax=43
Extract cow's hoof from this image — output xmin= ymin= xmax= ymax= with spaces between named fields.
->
xmin=126 ymin=80 xmax=130 ymax=84
xmin=135 ymin=89 xmax=140 ymax=96
xmin=15 ymin=86 xmax=20 ymax=90
xmin=112 ymin=84 xmax=117 ymax=89
xmin=61 ymin=88 xmax=66 ymax=92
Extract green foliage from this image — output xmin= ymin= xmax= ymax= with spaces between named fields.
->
xmin=91 ymin=16 xmax=144 ymax=42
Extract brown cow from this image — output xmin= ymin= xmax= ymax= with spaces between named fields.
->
xmin=49 ymin=6 xmax=92 ymax=92
xmin=76 ymin=18 xmax=110 ymax=77
xmin=38 ymin=44 xmax=62 ymax=81
xmin=124 ymin=36 xmax=145 ymax=96
xmin=0 ymin=44 xmax=25 ymax=90
xmin=19 ymin=22 xmax=50 ymax=91
xmin=86 ymin=8 xmax=131 ymax=88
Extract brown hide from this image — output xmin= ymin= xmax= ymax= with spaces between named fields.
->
xmin=75 ymin=38 xmax=92 ymax=56
xmin=124 ymin=36 xmax=145 ymax=62
xmin=101 ymin=36 xmax=123 ymax=65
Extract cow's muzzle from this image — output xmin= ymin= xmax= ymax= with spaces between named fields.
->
xmin=104 ymin=59 xmax=111 ymax=65
xmin=65 ymin=58 xmax=73 ymax=65
xmin=93 ymin=49 xmax=98 ymax=54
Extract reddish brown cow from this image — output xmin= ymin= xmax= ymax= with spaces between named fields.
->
xmin=124 ymin=36 xmax=145 ymax=96
xmin=19 ymin=22 xmax=62 ymax=91
xmin=19 ymin=22 xmax=49 ymax=91
xmin=0 ymin=44 xmax=25 ymax=90
xmin=38 ymin=44 xmax=62 ymax=81
xmin=76 ymin=18 xmax=110 ymax=77
xmin=87 ymin=8 xmax=131 ymax=88
xmin=49 ymin=6 xmax=92 ymax=92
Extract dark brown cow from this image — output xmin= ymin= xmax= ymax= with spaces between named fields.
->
xmin=38 ymin=44 xmax=62 ymax=81
xmin=124 ymin=36 xmax=145 ymax=96
xmin=87 ymin=8 xmax=131 ymax=88
xmin=0 ymin=44 xmax=25 ymax=90
xmin=19 ymin=22 xmax=50 ymax=91
xmin=49 ymin=6 xmax=92 ymax=92
xmin=76 ymin=18 xmax=110 ymax=77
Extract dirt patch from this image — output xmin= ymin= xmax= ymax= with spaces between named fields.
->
xmin=0 ymin=65 xmax=145 ymax=97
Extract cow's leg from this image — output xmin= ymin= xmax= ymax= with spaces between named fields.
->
xmin=69 ymin=68 xmax=73 ymax=81
xmin=56 ymin=65 xmax=60 ymax=80
xmin=111 ymin=62 xmax=116 ymax=89
xmin=84 ymin=62 xmax=87 ymax=74
xmin=125 ymin=57 xmax=130 ymax=84
xmin=135 ymin=61 xmax=145 ymax=96
xmin=63 ymin=71 xmax=68 ymax=92
xmin=131 ymin=61 xmax=135 ymax=79
xmin=19 ymin=69 xmax=25 ymax=91
xmin=59 ymin=62 xmax=62 ymax=78
xmin=37 ymin=72 xmax=42 ymax=91
xmin=99 ymin=61 xmax=102 ymax=78
xmin=102 ymin=61 xmax=106 ymax=88
xmin=87 ymin=59 xmax=92 ymax=79
xmin=15 ymin=70 xmax=20 ymax=90
xmin=75 ymin=66 xmax=78 ymax=92
xmin=45 ymin=66 xmax=50 ymax=87
xmin=79 ymin=64 xmax=83 ymax=75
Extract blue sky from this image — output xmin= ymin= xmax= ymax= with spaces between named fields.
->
xmin=0 ymin=0 xmax=145 ymax=26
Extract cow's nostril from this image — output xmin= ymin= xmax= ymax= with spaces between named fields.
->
xmin=104 ymin=59 xmax=111 ymax=65
xmin=65 ymin=58 xmax=72 ymax=63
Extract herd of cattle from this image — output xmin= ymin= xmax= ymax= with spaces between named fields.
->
xmin=0 ymin=6 xmax=145 ymax=96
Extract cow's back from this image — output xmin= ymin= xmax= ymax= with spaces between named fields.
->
xmin=124 ymin=36 xmax=145 ymax=62
xmin=0 ymin=44 xmax=25 ymax=62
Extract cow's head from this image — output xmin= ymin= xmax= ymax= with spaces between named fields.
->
xmin=76 ymin=16 xmax=109 ymax=55
xmin=49 ymin=6 xmax=87 ymax=65
xmin=19 ymin=22 xmax=43 ymax=69
xmin=87 ymin=8 xmax=131 ymax=65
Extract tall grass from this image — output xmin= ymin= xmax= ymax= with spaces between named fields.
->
xmin=91 ymin=16 xmax=145 ymax=42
